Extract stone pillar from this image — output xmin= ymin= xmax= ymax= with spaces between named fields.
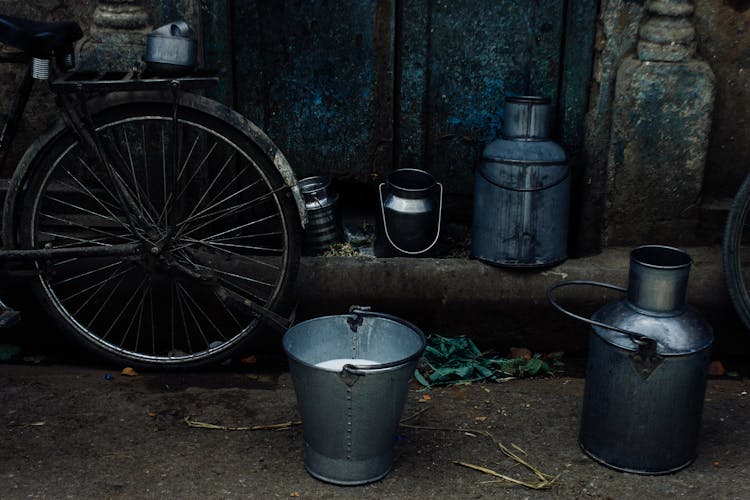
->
xmin=77 ymin=0 xmax=151 ymax=71
xmin=603 ymin=0 xmax=715 ymax=246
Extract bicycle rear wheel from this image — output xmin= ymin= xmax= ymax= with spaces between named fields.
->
xmin=723 ymin=171 xmax=750 ymax=331
xmin=16 ymin=94 xmax=301 ymax=367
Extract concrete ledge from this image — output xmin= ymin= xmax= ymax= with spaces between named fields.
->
xmin=297 ymin=246 xmax=727 ymax=310
xmin=295 ymin=246 xmax=743 ymax=356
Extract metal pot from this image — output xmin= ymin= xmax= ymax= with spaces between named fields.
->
xmin=471 ymin=96 xmax=569 ymax=267
xmin=374 ymin=168 xmax=442 ymax=257
xmin=144 ymin=21 xmax=197 ymax=76
xmin=548 ymin=245 xmax=713 ymax=474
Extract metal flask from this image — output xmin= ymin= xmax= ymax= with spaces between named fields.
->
xmin=144 ymin=21 xmax=198 ymax=76
xmin=548 ymin=245 xmax=714 ymax=474
xmin=471 ymin=96 xmax=570 ymax=267
xmin=298 ymin=176 xmax=343 ymax=255
xmin=374 ymin=168 xmax=442 ymax=257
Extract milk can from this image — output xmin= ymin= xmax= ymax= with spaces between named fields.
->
xmin=374 ymin=168 xmax=442 ymax=257
xmin=548 ymin=245 xmax=713 ymax=474
xmin=298 ymin=176 xmax=343 ymax=255
xmin=471 ymin=96 xmax=569 ymax=267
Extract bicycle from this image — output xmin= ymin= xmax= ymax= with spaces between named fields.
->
xmin=0 ymin=15 xmax=306 ymax=368
xmin=723 ymin=172 xmax=750 ymax=331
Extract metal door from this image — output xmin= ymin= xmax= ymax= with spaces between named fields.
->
xmin=202 ymin=0 xmax=596 ymax=193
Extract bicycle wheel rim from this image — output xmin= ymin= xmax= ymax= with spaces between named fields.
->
xmin=20 ymin=103 xmax=300 ymax=366
xmin=724 ymin=173 xmax=750 ymax=331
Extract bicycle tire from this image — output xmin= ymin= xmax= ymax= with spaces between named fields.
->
xmin=14 ymin=93 xmax=301 ymax=368
xmin=723 ymin=170 xmax=750 ymax=331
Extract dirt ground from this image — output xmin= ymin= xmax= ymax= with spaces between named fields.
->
xmin=0 ymin=352 xmax=748 ymax=499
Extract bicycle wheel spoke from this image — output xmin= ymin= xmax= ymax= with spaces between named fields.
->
xmin=177 ymin=281 xmax=226 ymax=342
xmin=179 ymin=175 xmax=262 ymax=228
xmin=104 ymin=129 xmax=161 ymax=227
xmin=39 ymin=211 xmax=135 ymax=244
xmin=58 ymin=164 xmax=131 ymax=232
xmin=175 ymin=238 xmax=282 ymax=270
xmin=175 ymin=283 xmax=195 ymax=354
xmin=177 ymin=151 xmax=237 ymax=227
xmin=218 ymin=277 xmax=272 ymax=308
xmin=22 ymin=103 xmax=299 ymax=367
xmin=51 ymin=260 xmax=125 ymax=287
xmin=119 ymin=278 xmax=151 ymax=349
xmin=177 ymin=184 xmax=286 ymax=238
xmin=60 ymin=262 xmax=136 ymax=304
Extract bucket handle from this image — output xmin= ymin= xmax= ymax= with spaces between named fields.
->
xmin=341 ymin=306 xmax=427 ymax=376
xmin=477 ymin=161 xmax=569 ymax=192
xmin=378 ymin=182 xmax=443 ymax=255
xmin=546 ymin=280 xmax=654 ymax=346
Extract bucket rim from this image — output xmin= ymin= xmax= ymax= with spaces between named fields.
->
xmin=385 ymin=168 xmax=437 ymax=196
xmin=282 ymin=312 xmax=427 ymax=372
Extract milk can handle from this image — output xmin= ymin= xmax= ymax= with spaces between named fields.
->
xmin=378 ymin=182 xmax=443 ymax=255
xmin=342 ymin=306 xmax=426 ymax=375
xmin=546 ymin=280 xmax=654 ymax=346
xmin=477 ymin=160 xmax=569 ymax=192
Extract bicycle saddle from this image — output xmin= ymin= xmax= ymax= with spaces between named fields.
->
xmin=0 ymin=15 xmax=82 ymax=58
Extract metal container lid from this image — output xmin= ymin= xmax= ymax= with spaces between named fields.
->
xmin=502 ymin=96 xmax=553 ymax=140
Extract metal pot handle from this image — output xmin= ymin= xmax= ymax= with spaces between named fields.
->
xmin=341 ymin=306 xmax=426 ymax=376
xmin=477 ymin=161 xmax=569 ymax=192
xmin=378 ymin=182 xmax=443 ymax=255
xmin=546 ymin=280 xmax=654 ymax=346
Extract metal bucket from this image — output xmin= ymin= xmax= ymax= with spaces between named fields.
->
xmin=374 ymin=168 xmax=442 ymax=257
xmin=548 ymin=245 xmax=713 ymax=474
xmin=298 ymin=176 xmax=343 ymax=255
xmin=282 ymin=307 xmax=426 ymax=485
xmin=471 ymin=96 xmax=569 ymax=267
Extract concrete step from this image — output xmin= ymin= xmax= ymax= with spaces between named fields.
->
xmin=294 ymin=246 xmax=746 ymax=357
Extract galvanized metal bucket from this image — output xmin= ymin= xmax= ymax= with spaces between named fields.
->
xmin=298 ymin=176 xmax=343 ymax=255
xmin=282 ymin=307 xmax=426 ymax=485
xmin=548 ymin=245 xmax=713 ymax=474
xmin=471 ymin=96 xmax=569 ymax=267
xmin=374 ymin=168 xmax=442 ymax=257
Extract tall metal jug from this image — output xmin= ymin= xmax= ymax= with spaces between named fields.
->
xmin=548 ymin=245 xmax=713 ymax=474
xmin=299 ymin=176 xmax=343 ymax=255
xmin=374 ymin=168 xmax=442 ymax=257
xmin=471 ymin=96 xmax=569 ymax=267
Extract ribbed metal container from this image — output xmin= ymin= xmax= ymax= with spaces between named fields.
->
xmin=144 ymin=21 xmax=197 ymax=76
xmin=471 ymin=96 xmax=569 ymax=267
xmin=374 ymin=168 xmax=442 ymax=257
xmin=549 ymin=246 xmax=713 ymax=474
xmin=283 ymin=308 xmax=426 ymax=485
xmin=299 ymin=176 xmax=343 ymax=255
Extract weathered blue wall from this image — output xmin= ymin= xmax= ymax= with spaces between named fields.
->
xmin=209 ymin=0 xmax=594 ymax=198
xmin=231 ymin=1 xmax=394 ymax=182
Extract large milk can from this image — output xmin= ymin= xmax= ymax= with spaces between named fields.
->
xmin=471 ymin=96 xmax=569 ymax=267
xmin=298 ymin=176 xmax=343 ymax=255
xmin=374 ymin=168 xmax=442 ymax=257
xmin=548 ymin=245 xmax=713 ymax=474
xmin=283 ymin=307 xmax=426 ymax=485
